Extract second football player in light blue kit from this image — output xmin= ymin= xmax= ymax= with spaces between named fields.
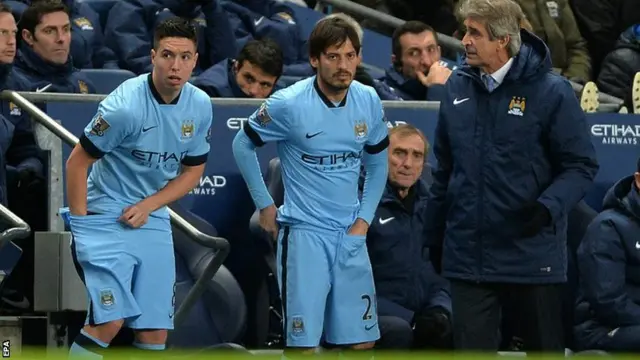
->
xmin=232 ymin=16 xmax=389 ymax=355
xmin=64 ymin=19 xmax=212 ymax=358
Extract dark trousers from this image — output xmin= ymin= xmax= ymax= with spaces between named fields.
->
xmin=595 ymin=325 xmax=640 ymax=352
xmin=450 ymin=280 xmax=565 ymax=352
xmin=375 ymin=316 xmax=413 ymax=349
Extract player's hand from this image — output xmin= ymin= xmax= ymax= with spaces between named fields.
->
xmin=119 ymin=203 xmax=151 ymax=228
xmin=259 ymin=204 xmax=279 ymax=241
xmin=417 ymin=62 xmax=452 ymax=87
xmin=347 ymin=218 xmax=369 ymax=236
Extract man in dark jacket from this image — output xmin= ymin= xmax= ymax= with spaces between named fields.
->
xmin=0 ymin=2 xmax=43 ymax=312
xmin=105 ymin=0 xmax=236 ymax=75
xmin=596 ymin=24 xmax=640 ymax=112
xmin=573 ymin=161 xmax=640 ymax=352
xmin=192 ymin=38 xmax=283 ymax=98
xmin=367 ymin=124 xmax=452 ymax=349
xmin=15 ymin=0 xmax=94 ymax=93
xmin=381 ymin=21 xmax=454 ymax=101
xmin=6 ymin=0 xmax=118 ymax=69
xmin=426 ymin=0 xmax=598 ymax=352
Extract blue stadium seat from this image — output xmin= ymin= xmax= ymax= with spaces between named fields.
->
xmin=77 ymin=0 xmax=117 ymax=29
xmin=169 ymin=202 xmax=247 ymax=348
xmin=248 ymin=158 xmax=284 ymax=348
xmin=79 ymin=69 xmax=136 ymax=94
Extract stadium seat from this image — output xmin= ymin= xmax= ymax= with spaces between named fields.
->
xmin=169 ymin=202 xmax=247 ymax=348
xmin=78 ymin=0 xmax=117 ymax=29
xmin=248 ymin=158 xmax=285 ymax=348
xmin=79 ymin=69 xmax=136 ymax=94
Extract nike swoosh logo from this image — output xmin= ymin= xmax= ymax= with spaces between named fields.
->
xmin=378 ymin=217 xmax=394 ymax=225
xmin=365 ymin=323 xmax=377 ymax=331
xmin=142 ymin=126 xmax=158 ymax=133
xmin=636 ymin=241 xmax=640 ymax=249
xmin=1 ymin=296 xmax=29 ymax=309
xmin=254 ymin=16 xmax=264 ymax=27
xmin=453 ymin=97 xmax=469 ymax=105
xmin=306 ymin=131 xmax=323 ymax=139
xmin=36 ymin=84 xmax=52 ymax=93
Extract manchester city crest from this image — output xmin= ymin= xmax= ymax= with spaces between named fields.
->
xmin=354 ymin=121 xmax=368 ymax=140
xmin=181 ymin=120 xmax=195 ymax=139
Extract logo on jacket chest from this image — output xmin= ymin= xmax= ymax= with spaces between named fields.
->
xmin=507 ymin=96 xmax=526 ymax=116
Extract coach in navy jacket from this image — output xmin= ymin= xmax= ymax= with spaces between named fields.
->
xmin=426 ymin=1 xmax=598 ymax=351
xmin=573 ymin=171 xmax=640 ymax=352
xmin=367 ymin=124 xmax=452 ymax=348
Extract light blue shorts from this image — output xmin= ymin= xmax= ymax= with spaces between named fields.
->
xmin=276 ymin=226 xmax=380 ymax=347
xmin=68 ymin=212 xmax=175 ymax=330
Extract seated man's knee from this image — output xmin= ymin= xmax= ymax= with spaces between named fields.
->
xmin=349 ymin=342 xmax=375 ymax=350
xmin=376 ymin=316 xmax=413 ymax=349
xmin=83 ymin=319 xmax=125 ymax=344
xmin=134 ymin=329 xmax=168 ymax=345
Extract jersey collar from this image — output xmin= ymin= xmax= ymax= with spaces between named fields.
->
xmin=313 ymin=77 xmax=348 ymax=108
xmin=148 ymin=74 xmax=181 ymax=105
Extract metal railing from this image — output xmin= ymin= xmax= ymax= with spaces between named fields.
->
xmin=314 ymin=0 xmax=625 ymax=106
xmin=2 ymin=90 xmax=231 ymax=328
xmin=0 ymin=204 xmax=31 ymax=247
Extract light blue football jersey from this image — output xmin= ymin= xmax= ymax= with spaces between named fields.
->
xmin=80 ymin=74 xmax=213 ymax=219
xmin=244 ymin=76 xmax=389 ymax=230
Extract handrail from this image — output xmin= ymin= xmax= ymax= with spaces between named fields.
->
xmin=0 ymin=204 xmax=31 ymax=247
xmin=3 ymin=90 xmax=230 ymax=328
xmin=315 ymin=0 xmax=625 ymax=106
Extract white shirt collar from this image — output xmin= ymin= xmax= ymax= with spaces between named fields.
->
xmin=482 ymin=57 xmax=515 ymax=86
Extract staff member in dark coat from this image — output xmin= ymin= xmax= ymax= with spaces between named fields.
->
xmin=425 ymin=0 xmax=599 ymax=352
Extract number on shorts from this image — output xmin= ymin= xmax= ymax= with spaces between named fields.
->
xmin=361 ymin=294 xmax=372 ymax=320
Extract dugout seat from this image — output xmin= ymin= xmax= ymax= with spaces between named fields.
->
xmin=79 ymin=0 xmax=118 ymax=28
xmin=248 ymin=158 xmax=285 ymax=348
xmin=169 ymin=202 xmax=247 ymax=348
xmin=79 ymin=69 xmax=136 ymax=94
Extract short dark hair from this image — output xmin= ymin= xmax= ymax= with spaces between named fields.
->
xmin=391 ymin=21 xmax=438 ymax=59
xmin=0 ymin=3 xmax=12 ymax=15
xmin=19 ymin=0 xmax=69 ymax=38
xmin=308 ymin=17 xmax=361 ymax=59
xmin=237 ymin=38 xmax=284 ymax=78
xmin=637 ymin=157 xmax=640 ymax=173
xmin=153 ymin=17 xmax=198 ymax=49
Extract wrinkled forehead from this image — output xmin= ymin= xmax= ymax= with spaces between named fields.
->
xmin=156 ymin=37 xmax=196 ymax=54
xmin=323 ymin=38 xmax=356 ymax=55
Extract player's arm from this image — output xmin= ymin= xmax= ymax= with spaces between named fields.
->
xmin=232 ymin=93 xmax=291 ymax=211
xmin=352 ymin=98 xmax=389 ymax=234
xmin=66 ymin=95 xmax=133 ymax=216
xmin=135 ymin=105 xmax=213 ymax=215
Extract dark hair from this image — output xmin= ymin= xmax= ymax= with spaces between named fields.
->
xmin=308 ymin=17 xmax=361 ymax=59
xmin=637 ymin=157 xmax=640 ymax=173
xmin=237 ymin=38 xmax=284 ymax=78
xmin=0 ymin=3 xmax=12 ymax=15
xmin=19 ymin=0 xmax=69 ymax=38
xmin=153 ymin=17 xmax=198 ymax=49
xmin=391 ymin=21 xmax=437 ymax=60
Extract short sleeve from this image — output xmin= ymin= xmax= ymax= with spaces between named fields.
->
xmin=243 ymin=91 xmax=291 ymax=147
xmin=80 ymin=94 xmax=133 ymax=159
xmin=364 ymin=96 xmax=389 ymax=154
xmin=182 ymin=101 xmax=213 ymax=166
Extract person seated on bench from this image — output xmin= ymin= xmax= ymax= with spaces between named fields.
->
xmin=366 ymin=124 xmax=452 ymax=349
xmin=574 ymin=157 xmax=640 ymax=352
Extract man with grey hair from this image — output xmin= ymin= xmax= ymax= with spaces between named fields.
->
xmin=425 ymin=0 xmax=598 ymax=352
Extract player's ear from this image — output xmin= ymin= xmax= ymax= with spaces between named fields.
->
xmin=150 ymin=48 xmax=156 ymax=66
xmin=310 ymin=56 xmax=319 ymax=69
xmin=192 ymin=52 xmax=199 ymax=71
xmin=21 ymin=29 xmax=34 ymax=46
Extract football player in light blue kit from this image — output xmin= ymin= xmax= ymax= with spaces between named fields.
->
xmin=233 ymin=15 xmax=389 ymax=357
xmin=64 ymin=18 xmax=212 ymax=358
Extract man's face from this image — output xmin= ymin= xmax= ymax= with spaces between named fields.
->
xmin=388 ymin=132 xmax=426 ymax=189
xmin=0 ymin=12 xmax=17 ymax=64
xmin=635 ymin=172 xmax=640 ymax=190
xmin=310 ymin=38 xmax=360 ymax=92
xmin=461 ymin=18 xmax=502 ymax=68
xmin=234 ymin=60 xmax=277 ymax=98
xmin=151 ymin=37 xmax=198 ymax=92
xmin=25 ymin=11 xmax=70 ymax=65
xmin=395 ymin=30 xmax=441 ymax=79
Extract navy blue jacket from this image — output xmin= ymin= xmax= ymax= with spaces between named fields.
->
xmin=191 ymin=58 xmax=283 ymax=98
xmin=222 ymin=0 xmax=312 ymax=77
xmin=425 ymin=30 xmax=599 ymax=284
xmin=7 ymin=0 xmax=118 ymax=69
xmin=104 ymin=0 xmax=237 ymax=75
xmin=0 ymin=63 xmax=42 ymax=205
xmin=14 ymin=46 xmax=95 ymax=94
xmin=367 ymin=180 xmax=451 ymax=323
xmin=573 ymin=176 xmax=640 ymax=349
